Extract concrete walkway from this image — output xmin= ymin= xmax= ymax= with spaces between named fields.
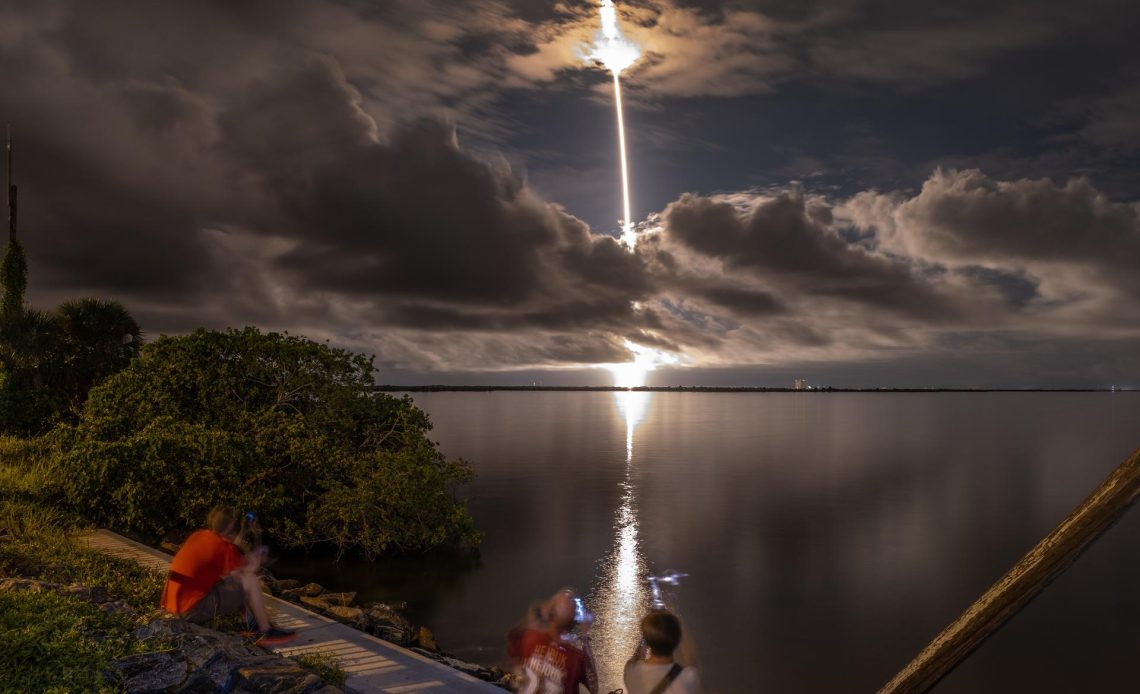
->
xmin=78 ymin=529 xmax=502 ymax=693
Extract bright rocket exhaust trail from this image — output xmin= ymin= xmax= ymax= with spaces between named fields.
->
xmin=612 ymin=72 xmax=634 ymax=248
xmin=588 ymin=0 xmax=641 ymax=249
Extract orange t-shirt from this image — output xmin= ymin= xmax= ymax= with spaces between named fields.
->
xmin=160 ymin=530 xmax=244 ymax=615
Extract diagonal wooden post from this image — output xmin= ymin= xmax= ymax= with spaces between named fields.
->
xmin=880 ymin=446 xmax=1140 ymax=694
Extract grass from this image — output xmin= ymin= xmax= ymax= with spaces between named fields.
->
xmin=0 ymin=454 xmax=169 ymax=692
xmin=294 ymin=651 xmax=349 ymax=688
xmin=0 ymin=588 xmax=156 ymax=694
xmin=0 ymin=438 xmax=349 ymax=692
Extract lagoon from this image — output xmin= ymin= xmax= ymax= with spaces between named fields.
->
xmin=277 ymin=391 xmax=1140 ymax=693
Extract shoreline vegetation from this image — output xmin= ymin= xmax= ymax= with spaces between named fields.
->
xmin=377 ymin=385 xmax=1133 ymax=392
xmin=0 ymin=217 xmax=492 ymax=688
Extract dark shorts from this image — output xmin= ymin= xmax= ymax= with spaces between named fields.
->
xmin=183 ymin=576 xmax=246 ymax=624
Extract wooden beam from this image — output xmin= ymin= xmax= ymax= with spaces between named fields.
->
xmin=879 ymin=446 xmax=1140 ymax=694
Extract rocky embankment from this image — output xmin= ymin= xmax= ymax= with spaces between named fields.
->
xmin=263 ymin=578 xmax=515 ymax=689
xmin=0 ymin=577 xmax=342 ymax=693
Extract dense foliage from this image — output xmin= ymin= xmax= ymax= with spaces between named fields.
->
xmin=51 ymin=327 xmax=480 ymax=557
xmin=1 ymin=232 xmax=142 ymax=434
xmin=0 ymin=298 xmax=142 ymax=435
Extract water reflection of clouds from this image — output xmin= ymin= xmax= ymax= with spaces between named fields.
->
xmin=589 ymin=390 xmax=653 ymax=692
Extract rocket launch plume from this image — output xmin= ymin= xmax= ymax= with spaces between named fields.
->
xmin=587 ymin=0 xmax=640 ymax=249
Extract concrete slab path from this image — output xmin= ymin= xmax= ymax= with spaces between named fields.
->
xmin=78 ymin=529 xmax=503 ymax=693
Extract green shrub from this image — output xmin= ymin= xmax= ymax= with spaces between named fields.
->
xmin=50 ymin=327 xmax=480 ymax=557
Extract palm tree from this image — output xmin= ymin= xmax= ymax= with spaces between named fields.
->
xmin=53 ymin=298 xmax=143 ymax=415
xmin=0 ymin=306 xmax=64 ymax=434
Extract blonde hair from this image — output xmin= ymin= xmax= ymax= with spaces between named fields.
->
xmin=207 ymin=506 xmax=238 ymax=536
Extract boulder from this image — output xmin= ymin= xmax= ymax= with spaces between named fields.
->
xmin=364 ymin=605 xmax=410 ymax=629
xmin=65 ymin=583 xmax=110 ymax=603
xmin=319 ymin=592 xmax=356 ymax=606
xmin=100 ymin=599 xmax=135 ymax=617
xmin=283 ymin=583 xmax=324 ymax=597
xmin=298 ymin=595 xmax=331 ymax=611
xmin=177 ymin=652 xmax=270 ymax=693
xmin=326 ymin=605 xmax=364 ymax=625
xmin=110 ymin=651 xmax=189 ymax=693
xmin=371 ymin=624 xmax=414 ymax=646
xmin=229 ymin=660 xmax=323 ymax=693
xmin=266 ymin=579 xmax=301 ymax=595
xmin=0 ymin=577 xmax=55 ymax=593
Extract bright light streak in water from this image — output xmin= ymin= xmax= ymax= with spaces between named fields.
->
xmin=589 ymin=388 xmax=653 ymax=691
xmin=590 ymin=338 xmax=670 ymax=689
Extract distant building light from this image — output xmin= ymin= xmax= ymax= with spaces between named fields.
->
xmin=793 ymin=378 xmax=808 ymax=391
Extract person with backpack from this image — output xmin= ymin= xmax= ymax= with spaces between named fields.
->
xmin=623 ymin=610 xmax=701 ymax=694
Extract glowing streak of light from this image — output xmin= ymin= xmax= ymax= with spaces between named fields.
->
xmin=590 ymin=388 xmax=652 ymax=691
xmin=589 ymin=0 xmax=640 ymax=75
xmin=606 ymin=339 xmax=680 ymax=389
xmin=613 ymin=72 xmax=635 ymax=249
xmin=586 ymin=0 xmax=641 ymax=249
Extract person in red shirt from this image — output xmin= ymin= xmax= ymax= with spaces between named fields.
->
xmin=509 ymin=588 xmax=599 ymax=694
xmin=161 ymin=506 xmax=294 ymax=643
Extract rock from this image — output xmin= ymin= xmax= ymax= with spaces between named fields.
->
xmin=65 ymin=583 xmax=110 ymax=603
xmin=326 ymin=605 xmax=364 ymax=624
xmin=177 ymin=651 xmax=272 ymax=693
xmin=298 ymin=595 xmax=331 ymax=611
xmin=320 ymin=592 xmax=356 ymax=606
xmin=416 ymin=626 xmax=438 ymax=652
xmin=364 ymin=605 xmax=410 ymax=629
xmin=0 ymin=577 xmax=55 ymax=593
xmin=372 ymin=624 xmax=414 ymax=646
xmin=229 ymin=660 xmax=323 ymax=693
xmin=266 ymin=579 xmax=300 ymax=595
xmin=110 ymin=651 xmax=189 ymax=693
xmin=135 ymin=618 xmax=261 ymax=673
xmin=100 ymin=599 xmax=135 ymax=617
xmin=296 ymin=583 xmax=324 ymax=597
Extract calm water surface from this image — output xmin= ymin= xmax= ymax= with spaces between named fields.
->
xmin=277 ymin=392 xmax=1140 ymax=693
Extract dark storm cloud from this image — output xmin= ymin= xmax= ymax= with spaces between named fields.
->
xmin=660 ymin=191 xmax=964 ymax=321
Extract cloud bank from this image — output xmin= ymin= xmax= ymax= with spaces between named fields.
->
xmin=2 ymin=0 xmax=1138 ymax=384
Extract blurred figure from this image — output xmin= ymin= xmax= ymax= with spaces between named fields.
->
xmin=161 ymin=505 xmax=295 ymax=644
xmin=623 ymin=610 xmax=701 ymax=693
xmin=508 ymin=588 xmax=599 ymax=694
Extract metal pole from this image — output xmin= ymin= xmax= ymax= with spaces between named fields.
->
xmin=6 ymin=125 xmax=14 ymax=242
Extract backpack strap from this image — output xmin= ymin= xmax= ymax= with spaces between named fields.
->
xmin=648 ymin=663 xmax=684 ymax=694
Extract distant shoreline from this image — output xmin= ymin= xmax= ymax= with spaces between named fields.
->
xmin=375 ymin=385 xmax=1133 ymax=393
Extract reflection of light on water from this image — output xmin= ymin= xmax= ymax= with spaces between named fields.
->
xmin=589 ymin=389 xmax=653 ymax=692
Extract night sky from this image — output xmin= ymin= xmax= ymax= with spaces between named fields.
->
xmin=3 ymin=0 xmax=1139 ymax=387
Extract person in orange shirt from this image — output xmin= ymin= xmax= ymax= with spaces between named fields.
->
xmin=161 ymin=506 xmax=295 ymax=643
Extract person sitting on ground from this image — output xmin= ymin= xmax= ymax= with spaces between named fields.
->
xmin=508 ymin=588 xmax=599 ymax=694
xmin=623 ymin=610 xmax=701 ymax=694
xmin=160 ymin=505 xmax=295 ymax=643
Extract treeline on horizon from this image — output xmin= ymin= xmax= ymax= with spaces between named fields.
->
xmin=376 ymin=385 xmax=1120 ymax=393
